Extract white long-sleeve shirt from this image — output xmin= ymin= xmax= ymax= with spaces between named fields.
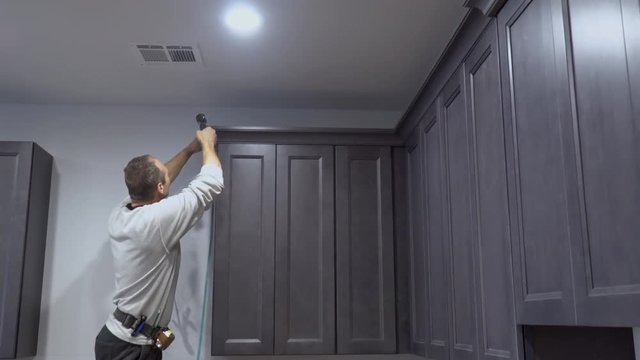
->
xmin=105 ymin=164 xmax=223 ymax=345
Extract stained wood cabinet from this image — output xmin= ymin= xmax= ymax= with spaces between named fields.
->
xmin=420 ymin=106 xmax=450 ymax=360
xmin=498 ymin=0 xmax=579 ymax=327
xmin=212 ymin=144 xmax=276 ymax=355
xmin=335 ymin=146 xmax=396 ymax=354
xmin=212 ymin=143 xmax=395 ymax=356
xmin=275 ymin=145 xmax=335 ymax=354
xmin=405 ymin=16 xmax=523 ymax=360
xmin=405 ymin=131 xmax=427 ymax=356
xmin=464 ymin=22 xmax=519 ymax=360
xmin=565 ymin=0 xmax=640 ymax=327
xmin=442 ymin=68 xmax=480 ymax=360
xmin=497 ymin=0 xmax=640 ymax=328
xmin=0 ymin=142 xmax=52 ymax=360
xmin=211 ymin=0 xmax=640 ymax=357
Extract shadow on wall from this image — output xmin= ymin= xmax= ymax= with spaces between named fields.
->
xmin=34 ymin=160 xmax=117 ymax=359
xmin=36 ymin=161 xmax=60 ymax=356
xmin=170 ymin=249 xmax=201 ymax=355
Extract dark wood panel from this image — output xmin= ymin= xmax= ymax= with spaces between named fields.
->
xmin=405 ymin=129 xmax=427 ymax=356
xmin=466 ymin=21 xmax=520 ymax=360
xmin=336 ymin=146 xmax=396 ymax=354
xmin=523 ymin=326 xmax=635 ymax=360
xmin=15 ymin=144 xmax=52 ymax=358
xmin=465 ymin=0 xmax=508 ymax=16
xmin=442 ymin=69 xmax=479 ymax=360
xmin=217 ymin=131 xmax=401 ymax=146
xmin=212 ymin=144 xmax=276 ymax=355
xmin=566 ymin=0 xmax=640 ymax=326
xmin=274 ymin=145 xmax=335 ymax=354
xmin=392 ymin=146 xmax=411 ymax=355
xmin=499 ymin=0 xmax=577 ymax=325
xmin=0 ymin=142 xmax=34 ymax=359
xmin=421 ymin=107 xmax=450 ymax=360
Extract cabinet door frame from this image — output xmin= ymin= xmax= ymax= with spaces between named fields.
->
xmin=466 ymin=20 xmax=522 ymax=360
xmin=563 ymin=0 xmax=640 ymax=326
xmin=405 ymin=129 xmax=427 ymax=356
xmin=498 ymin=0 xmax=579 ymax=325
xmin=335 ymin=145 xmax=396 ymax=354
xmin=0 ymin=142 xmax=34 ymax=359
xmin=441 ymin=66 xmax=481 ymax=360
xmin=420 ymin=102 xmax=451 ymax=360
xmin=274 ymin=145 xmax=335 ymax=354
xmin=212 ymin=144 xmax=276 ymax=355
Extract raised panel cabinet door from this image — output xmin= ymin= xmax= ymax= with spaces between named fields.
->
xmin=274 ymin=145 xmax=335 ymax=354
xmin=212 ymin=144 xmax=276 ymax=355
xmin=465 ymin=21 xmax=521 ymax=360
xmin=442 ymin=69 xmax=480 ymax=360
xmin=406 ymin=129 xmax=427 ymax=356
xmin=335 ymin=146 xmax=396 ymax=354
xmin=421 ymin=105 xmax=450 ymax=360
xmin=0 ymin=142 xmax=34 ymax=359
xmin=498 ymin=0 xmax=579 ymax=325
xmin=566 ymin=0 xmax=640 ymax=326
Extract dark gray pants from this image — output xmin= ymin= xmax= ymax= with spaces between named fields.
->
xmin=95 ymin=326 xmax=162 ymax=360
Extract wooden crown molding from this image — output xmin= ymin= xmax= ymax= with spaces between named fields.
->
xmin=464 ymin=0 xmax=507 ymax=17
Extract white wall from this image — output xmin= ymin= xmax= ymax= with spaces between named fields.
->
xmin=0 ymin=104 xmax=415 ymax=360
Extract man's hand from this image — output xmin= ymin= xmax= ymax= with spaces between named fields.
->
xmin=196 ymin=127 xmax=217 ymax=150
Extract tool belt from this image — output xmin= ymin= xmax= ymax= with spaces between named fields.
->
xmin=113 ymin=308 xmax=175 ymax=350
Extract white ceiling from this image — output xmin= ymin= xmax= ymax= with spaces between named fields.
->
xmin=0 ymin=0 xmax=467 ymax=128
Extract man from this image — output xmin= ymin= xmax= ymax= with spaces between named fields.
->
xmin=94 ymin=127 xmax=223 ymax=360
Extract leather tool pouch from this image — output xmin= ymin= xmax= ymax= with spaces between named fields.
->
xmin=152 ymin=328 xmax=175 ymax=351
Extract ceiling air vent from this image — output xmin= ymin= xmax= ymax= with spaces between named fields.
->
xmin=131 ymin=44 xmax=203 ymax=66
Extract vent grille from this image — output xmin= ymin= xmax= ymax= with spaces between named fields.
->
xmin=131 ymin=44 xmax=202 ymax=66
xmin=138 ymin=45 xmax=169 ymax=62
xmin=166 ymin=46 xmax=197 ymax=62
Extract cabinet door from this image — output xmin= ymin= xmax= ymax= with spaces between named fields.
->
xmin=406 ymin=130 xmax=427 ymax=356
xmin=275 ymin=145 xmax=335 ymax=354
xmin=567 ymin=0 xmax=640 ymax=326
xmin=0 ymin=142 xmax=34 ymax=359
xmin=421 ymin=107 xmax=450 ymax=360
xmin=336 ymin=146 xmax=396 ymax=354
xmin=498 ymin=0 xmax=578 ymax=325
xmin=442 ymin=69 xmax=479 ymax=360
xmin=212 ymin=144 xmax=276 ymax=355
xmin=466 ymin=22 xmax=520 ymax=360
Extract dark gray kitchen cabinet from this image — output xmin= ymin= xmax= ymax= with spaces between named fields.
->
xmin=212 ymin=144 xmax=276 ymax=355
xmin=274 ymin=145 xmax=335 ymax=354
xmin=566 ymin=0 xmax=640 ymax=327
xmin=498 ymin=0 xmax=579 ymax=326
xmin=335 ymin=146 xmax=396 ymax=354
xmin=465 ymin=21 xmax=520 ymax=360
xmin=405 ymin=130 xmax=427 ymax=357
xmin=213 ymin=141 xmax=398 ymax=356
xmin=420 ymin=105 xmax=450 ymax=360
xmin=442 ymin=69 xmax=480 ymax=360
xmin=0 ymin=142 xmax=52 ymax=360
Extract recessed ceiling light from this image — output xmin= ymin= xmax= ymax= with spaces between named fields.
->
xmin=223 ymin=3 xmax=262 ymax=36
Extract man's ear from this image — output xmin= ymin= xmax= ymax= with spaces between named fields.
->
xmin=157 ymin=182 xmax=166 ymax=196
